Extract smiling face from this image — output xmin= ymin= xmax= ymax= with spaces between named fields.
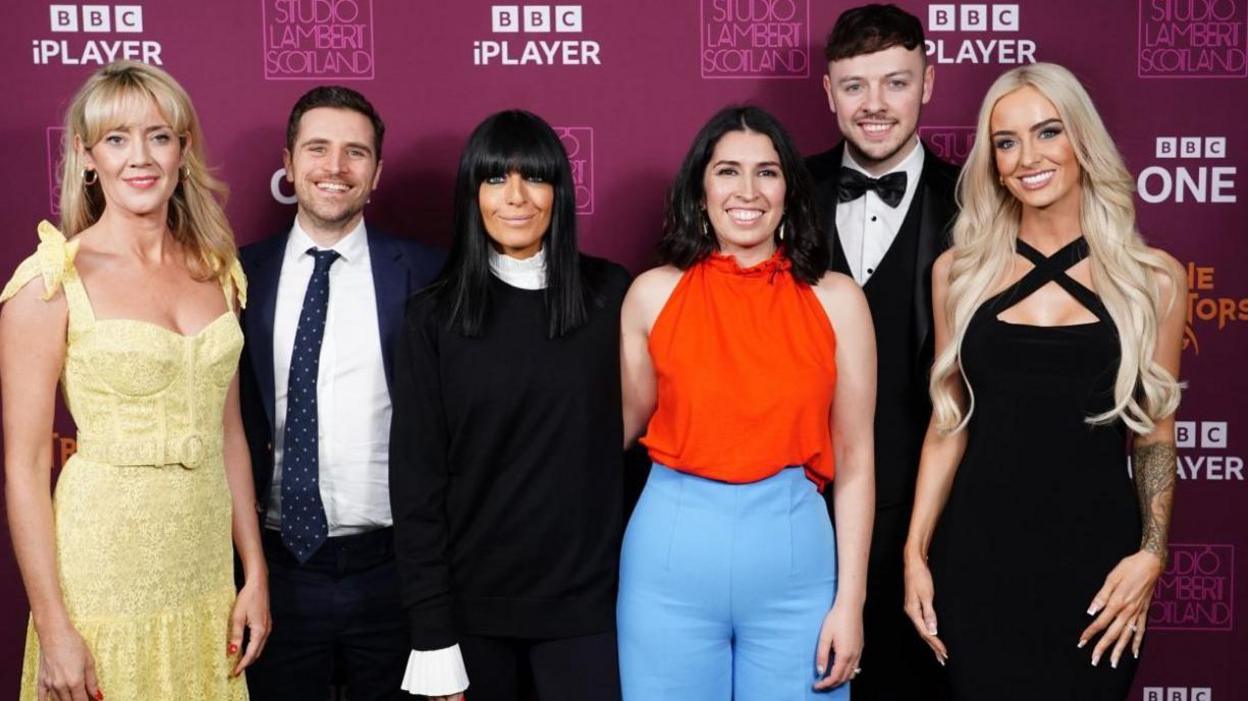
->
xmin=284 ymin=106 xmax=382 ymax=238
xmin=80 ymin=95 xmax=184 ymax=220
xmin=701 ymin=129 xmax=786 ymax=257
xmin=478 ymin=171 xmax=554 ymax=259
xmin=990 ymin=85 xmax=1082 ymax=213
xmin=824 ymin=44 xmax=933 ymax=176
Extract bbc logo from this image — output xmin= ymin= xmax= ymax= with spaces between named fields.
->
xmin=50 ymin=4 xmax=143 ymax=33
xmin=929 ymin=4 xmax=1018 ymax=31
xmin=1175 ymin=421 xmax=1226 ymax=449
xmin=1156 ymin=137 xmax=1227 ymax=159
xmin=1143 ymin=688 xmax=1212 ymax=701
xmin=492 ymin=5 xmax=582 ymax=33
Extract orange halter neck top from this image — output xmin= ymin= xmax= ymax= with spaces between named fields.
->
xmin=641 ymin=249 xmax=839 ymax=490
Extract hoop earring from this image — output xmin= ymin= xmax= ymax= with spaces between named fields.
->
xmin=778 ymin=220 xmax=786 ymax=242
xmin=701 ymin=214 xmax=710 ymax=239
xmin=180 ymin=165 xmax=190 ymax=182
xmin=83 ymin=169 xmax=97 ymax=186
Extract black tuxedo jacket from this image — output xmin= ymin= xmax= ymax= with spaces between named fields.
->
xmin=238 ymin=227 xmax=444 ymax=514
xmin=807 ymin=141 xmax=959 ymax=377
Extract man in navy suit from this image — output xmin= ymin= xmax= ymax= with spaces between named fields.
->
xmin=238 ymin=86 xmax=443 ymax=700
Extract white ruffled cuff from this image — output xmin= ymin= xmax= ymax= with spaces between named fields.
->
xmin=400 ymin=644 xmax=470 ymax=696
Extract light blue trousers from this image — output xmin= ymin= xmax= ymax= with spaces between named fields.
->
xmin=617 ymin=464 xmax=847 ymax=700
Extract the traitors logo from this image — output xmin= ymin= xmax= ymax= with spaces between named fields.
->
xmin=262 ymin=0 xmax=375 ymax=80
xmin=1149 ymin=544 xmax=1234 ymax=631
xmin=555 ymin=127 xmax=594 ymax=214
xmin=919 ymin=126 xmax=976 ymax=165
xmin=1139 ymin=0 xmax=1248 ymax=78
xmin=700 ymin=0 xmax=810 ymax=79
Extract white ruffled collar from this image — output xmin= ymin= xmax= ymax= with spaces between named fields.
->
xmin=488 ymin=245 xmax=547 ymax=290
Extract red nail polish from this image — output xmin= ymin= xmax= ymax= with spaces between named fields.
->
xmin=95 ymin=691 xmax=104 ymax=701
xmin=228 ymin=643 xmax=239 ymax=655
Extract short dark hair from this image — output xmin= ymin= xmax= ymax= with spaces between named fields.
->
xmin=824 ymin=4 xmax=926 ymax=64
xmin=285 ymin=85 xmax=385 ymax=159
xmin=660 ymin=106 xmax=828 ymax=286
xmin=427 ymin=109 xmax=589 ymax=338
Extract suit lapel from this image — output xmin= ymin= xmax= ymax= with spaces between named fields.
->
xmin=367 ymin=229 xmax=406 ymax=391
xmin=245 ymin=235 xmax=286 ymax=432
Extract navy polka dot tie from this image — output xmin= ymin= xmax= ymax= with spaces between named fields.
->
xmin=281 ymin=248 xmax=339 ymax=563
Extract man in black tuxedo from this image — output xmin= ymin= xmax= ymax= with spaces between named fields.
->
xmin=807 ymin=5 xmax=958 ymax=699
xmin=238 ymin=86 xmax=443 ymax=700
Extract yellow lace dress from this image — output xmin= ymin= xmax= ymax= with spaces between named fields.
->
xmin=2 ymin=222 xmax=250 ymax=700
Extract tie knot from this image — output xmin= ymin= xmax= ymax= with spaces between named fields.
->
xmin=307 ymin=248 xmax=340 ymax=272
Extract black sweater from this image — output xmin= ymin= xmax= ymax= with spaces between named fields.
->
xmin=390 ymin=256 xmax=630 ymax=649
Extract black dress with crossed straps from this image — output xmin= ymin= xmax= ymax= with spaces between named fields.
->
xmin=929 ymin=237 xmax=1141 ymax=700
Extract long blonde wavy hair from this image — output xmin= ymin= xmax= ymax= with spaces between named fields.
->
xmin=930 ymin=63 xmax=1181 ymax=436
xmin=59 ymin=60 xmax=236 ymax=283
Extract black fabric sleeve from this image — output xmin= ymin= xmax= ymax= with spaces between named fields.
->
xmin=389 ymin=298 xmax=458 ymax=650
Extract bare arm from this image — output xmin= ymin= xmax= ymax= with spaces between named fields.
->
xmin=1081 ymin=251 xmax=1185 ymax=667
xmin=812 ymin=272 xmax=875 ymax=690
xmin=1 ymin=278 xmax=104 ymax=700
xmin=903 ymin=250 xmax=967 ymax=664
xmin=221 ymin=371 xmax=270 ymax=674
xmin=620 ymin=267 xmax=682 ymax=448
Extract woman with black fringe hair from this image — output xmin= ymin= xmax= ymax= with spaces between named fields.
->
xmin=389 ymin=110 xmax=628 ymax=701
xmin=618 ymin=106 xmax=875 ymax=700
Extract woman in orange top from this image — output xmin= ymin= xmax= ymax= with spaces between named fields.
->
xmin=618 ymin=106 xmax=876 ymax=700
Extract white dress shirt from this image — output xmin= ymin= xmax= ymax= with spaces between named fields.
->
xmin=399 ymin=247 xmax=547 ymax=697
xmin=835 ymin=140 xmax=925 ymax=285
xmin=266 ymin=219 xmax=394 ymax=535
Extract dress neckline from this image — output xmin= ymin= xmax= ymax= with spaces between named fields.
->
xmin=704 ymin=248 xmax=791 ymax=278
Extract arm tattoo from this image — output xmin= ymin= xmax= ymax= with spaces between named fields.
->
xmin=1134 ymin=441 xmax=1177 ymax=565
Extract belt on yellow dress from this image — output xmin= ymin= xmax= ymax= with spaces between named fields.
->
xmin=74 ymin=433 xmax=224 ymax=469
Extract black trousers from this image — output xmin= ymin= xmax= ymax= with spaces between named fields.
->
xmin=246 ymin=528 xmax=409 ymax=701
xmin=459 ymin=631 xmax=622 ymax=701
xmin=852 ymin=504 xmax=952 ymax=701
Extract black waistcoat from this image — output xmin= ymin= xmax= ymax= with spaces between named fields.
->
xmin=831 ymin=192 xmax=930 ymax=509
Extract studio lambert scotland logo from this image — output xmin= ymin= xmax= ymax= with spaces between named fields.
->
xmin=1139 ymin=0 xmax=1248 ymax=78
xmin=919 ymin=126 xmax=976 ymax=165
xmin=46 ymin=127 xmax=66 ymax=216
xmin=1148 ymin=544 xmax=1234 ymax=631
xmin=555 ymin=127 xmax=594 ymax=215
xmin=700 ymin=0 xmax=810 ymax=79
xmin=262 ymin=0 xmax=375 ymax=80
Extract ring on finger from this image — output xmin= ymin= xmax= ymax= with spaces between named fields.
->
xmin=853 ymin=667 xmax=863 ymax=676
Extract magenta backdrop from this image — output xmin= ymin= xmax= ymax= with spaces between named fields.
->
xmin=1 ymin=1 xmax=1245 ymax=698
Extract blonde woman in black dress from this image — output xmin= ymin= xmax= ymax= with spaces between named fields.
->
xmin=902 ymin=63 xmax=1184 ymax=700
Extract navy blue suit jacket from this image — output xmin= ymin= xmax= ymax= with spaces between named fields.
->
xmin=238 ymin=226 xmax=444 ymax=513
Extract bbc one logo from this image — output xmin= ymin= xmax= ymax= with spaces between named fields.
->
xmin=1143 ymin=688 xmax=1213 ymax=701
xmin=919 ymin=126 xmax=976 ymax=165
xmin=262 ymin=0 xmax=375 ymax=80
xmin=1139 ymin=0 xmax=1247 ymax=78
xmin=700 ymin=0 xmax=810 ymax=79
xmin=1183 ymin=262 xmax=1248 ymax=355
xmin=1148 ymin=543 xmax=1233 ymax=631
xmin=556 ymin=127 xmax=594 ymax=214
xmin=1138 ymin=136 xmax=1237 ymax=204
xmin=925 ymin=4 xmax=1037 ymax=65
xmin=474 ymin=5 xmax=601 ymax=66
xmin=33 ymin=4 xmax=162 ymax=65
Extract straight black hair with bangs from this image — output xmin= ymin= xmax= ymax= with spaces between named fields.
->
xmin=428 ymin=109 xmax=588 ymax=338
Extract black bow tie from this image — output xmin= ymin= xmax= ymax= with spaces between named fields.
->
xmin=836 ymin=167 xmax=907 ymax=208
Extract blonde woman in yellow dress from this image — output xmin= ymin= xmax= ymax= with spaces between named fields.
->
xmin=0 ymin=61 xmax=270 ymax=701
